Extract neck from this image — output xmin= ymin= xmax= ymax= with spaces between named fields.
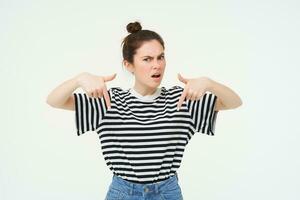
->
xmin=133 ymin=84 xmax=158 ymax=96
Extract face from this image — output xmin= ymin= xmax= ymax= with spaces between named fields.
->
xmin=124 ymin=39 xmax=166 ymax=91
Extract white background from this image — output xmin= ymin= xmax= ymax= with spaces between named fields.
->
xmin=1 ymin=0 xmax=299 ymax=199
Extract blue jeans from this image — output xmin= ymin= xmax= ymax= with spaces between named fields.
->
xmin=105 ymin=173 xmax=184 ymax=200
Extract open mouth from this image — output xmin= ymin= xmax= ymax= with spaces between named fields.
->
xmin=151 ymin=74 xmax=161 ymax=78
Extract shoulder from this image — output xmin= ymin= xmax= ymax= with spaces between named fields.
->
xmin=164 ymin=85 xmax=184 ymax=95
xmin=159 ymin=86 xmax=184 ymax=100
xmin=166 ymin=85 xmax=214 ymax=96
xmin=108 ymin=87 xmax=129 ymax=98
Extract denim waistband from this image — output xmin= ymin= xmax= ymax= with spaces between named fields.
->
xmin=109 ymin=173 xmax=179 ymax=196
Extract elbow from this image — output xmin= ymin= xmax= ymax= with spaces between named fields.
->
xmin=46 ymin=96 xmax=57 ymax=108
xmin=236 ymin=99 xmax=243 ymax=108
xmin=229 ymin=99 xmax=243 ymax=109
xmin=46 ymin=99 xmax=54 ymax=107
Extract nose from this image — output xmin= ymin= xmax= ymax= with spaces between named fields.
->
xmin=153 ymin=65 xmax=160 ymax=70
xmin=153 ymin=59 xmax=163 ymax=68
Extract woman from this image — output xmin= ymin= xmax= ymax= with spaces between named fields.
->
xmin=46 ymin=21 xmax=242 ymax=200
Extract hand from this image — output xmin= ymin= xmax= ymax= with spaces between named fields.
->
xmin=177 ymin=73 xmax=211 ymax=111
xmin=76 ymin=72 xmax=117 ymax=109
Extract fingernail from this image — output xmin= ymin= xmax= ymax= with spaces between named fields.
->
xmin=177 ymin=107 xmax=179 ymax=111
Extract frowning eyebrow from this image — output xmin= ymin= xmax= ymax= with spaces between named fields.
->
xmin=141 ymin=52 xmax=164 ymax=58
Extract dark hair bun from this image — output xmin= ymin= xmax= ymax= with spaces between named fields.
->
xmin=126 ymin=21 xmax=142 ymax=34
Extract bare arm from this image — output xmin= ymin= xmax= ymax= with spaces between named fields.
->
xmin=46 ymin=73 xmax=81 ymax=110
xmin=46 ymin=72 xmax=116 ymax=111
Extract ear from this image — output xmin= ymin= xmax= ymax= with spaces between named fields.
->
xmin=123 ymin=60 xmax=134 ymax=74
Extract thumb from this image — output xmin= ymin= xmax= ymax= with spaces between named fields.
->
xmin=103 ymin=73 xmax=117 ymax=82
xmin=177 ymin=73 xmax=188 ymax=84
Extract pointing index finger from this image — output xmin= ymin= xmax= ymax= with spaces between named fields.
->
xmin=177 ymin=88 xmax=187 ymax=111
xmin=102 ymin=86 xmax=111 ymax=109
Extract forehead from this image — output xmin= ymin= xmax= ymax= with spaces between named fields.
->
xmin=135 ymin=40 xmax=164 ymax=56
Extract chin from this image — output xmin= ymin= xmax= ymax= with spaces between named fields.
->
xmin=152 ymin=83 xmax=161 ymax=88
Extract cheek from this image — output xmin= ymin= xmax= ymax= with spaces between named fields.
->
xmin=138 ymin=65 xmax=152 ymax=74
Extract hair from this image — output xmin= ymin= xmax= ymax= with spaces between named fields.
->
xmin=121 ymin=21 xmax=165 ymax=66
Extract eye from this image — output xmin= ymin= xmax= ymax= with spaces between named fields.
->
xmin=159 ymin=55 xmax=165 ymax=59
xmin=144 ymin=58 xmax=151 ymax=62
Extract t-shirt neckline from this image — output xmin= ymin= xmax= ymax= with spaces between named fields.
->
xmin=128 ymin=87 xmax=164 ymax=102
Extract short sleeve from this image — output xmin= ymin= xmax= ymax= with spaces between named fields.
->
xmin=73 ymin=90 xmax=112 ymax=136
xmin=186 ymin=91 xmax=219 ymax=136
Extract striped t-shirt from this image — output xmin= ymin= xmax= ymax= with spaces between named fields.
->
xmin=73 ymin=85 xmax=218 ymax=184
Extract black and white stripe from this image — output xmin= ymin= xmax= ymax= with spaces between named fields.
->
xmin=73 ymin=85 xmax=218 ymax=184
